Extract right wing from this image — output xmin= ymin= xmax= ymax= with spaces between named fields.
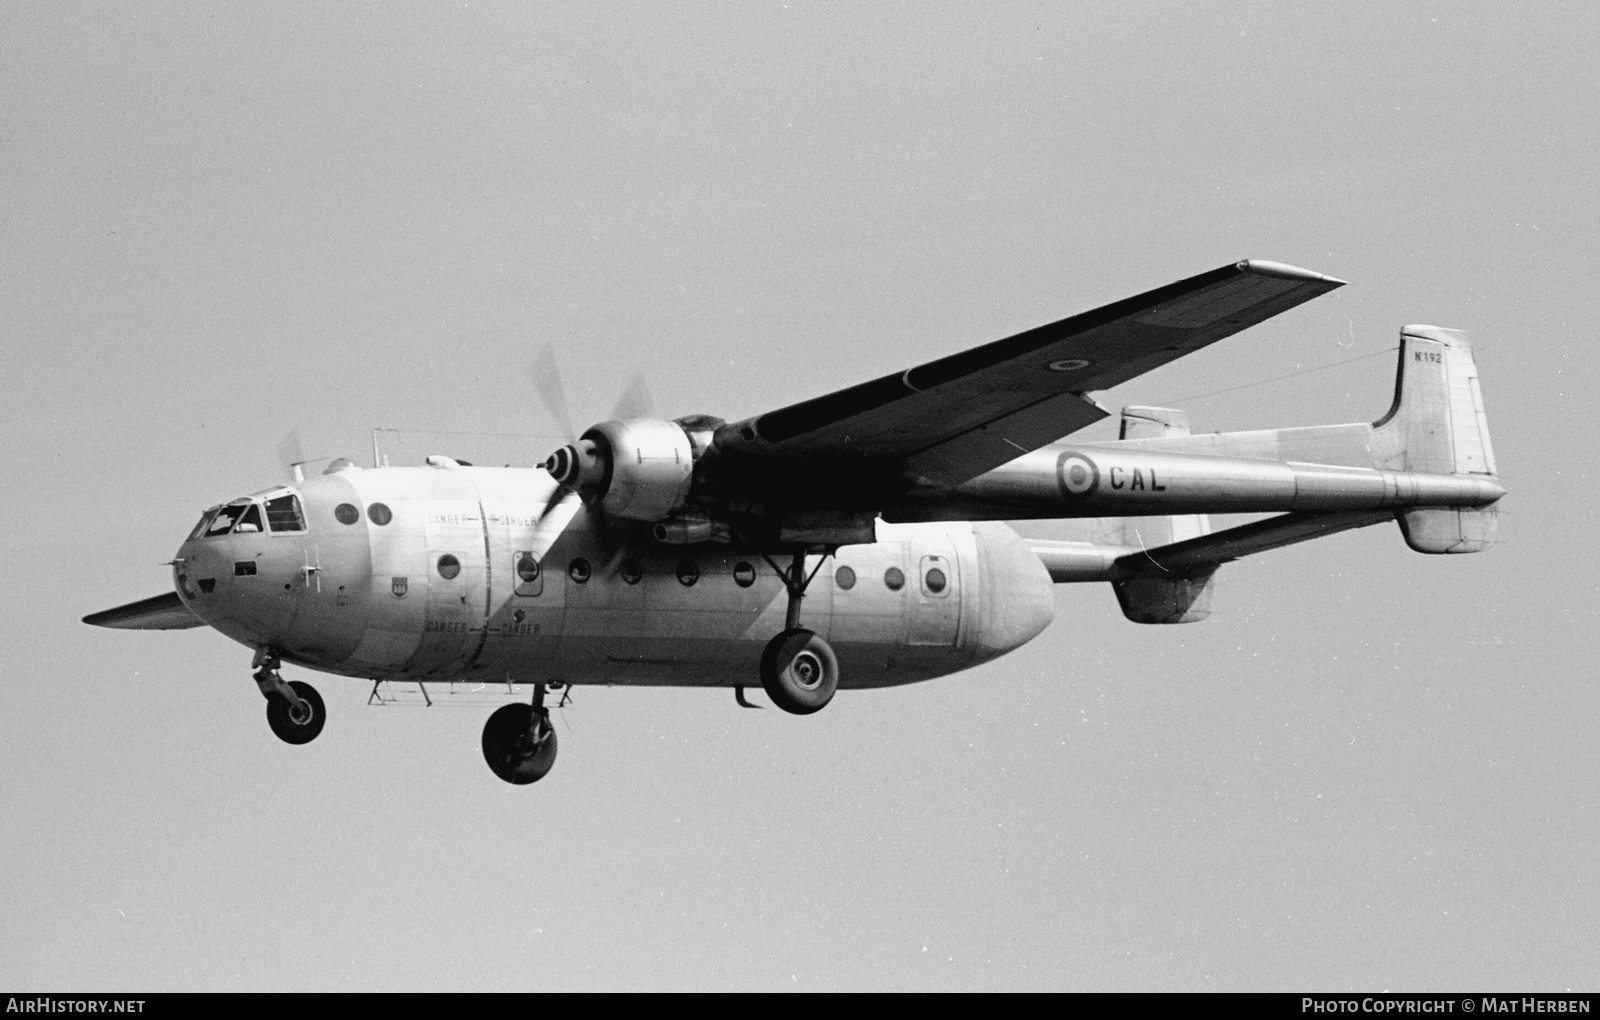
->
xmin=720 ymin=260 xmax=1346 ymax=491
xmin=83 ymin=592 xmax=203 ymax=630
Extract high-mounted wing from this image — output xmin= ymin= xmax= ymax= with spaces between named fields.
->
xmin=83 ymin=592 xmax=202 ymax=630
xmin=720 ymin=260 xmax=1344 ymax=488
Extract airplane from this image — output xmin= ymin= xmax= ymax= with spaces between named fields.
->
xmin=84 ymin=260 xmax=1504 ymax=785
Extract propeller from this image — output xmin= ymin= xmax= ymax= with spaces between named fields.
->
xmin=527 ymin=346 xmax=658 ymax=565
xmin=277 ymin=429 xmax=308 ymax=483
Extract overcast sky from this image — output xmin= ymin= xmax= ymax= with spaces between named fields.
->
xmin=3 ymin=1 xmax=1597 ymax=991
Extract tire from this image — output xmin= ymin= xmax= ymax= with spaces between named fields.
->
xmin=481 ymin=702 xmax=559 ymax=785
xmin=265 ymin=680 xmax=326 ymax=745
xmin=759 ymin=628 xmax=839 ymax=715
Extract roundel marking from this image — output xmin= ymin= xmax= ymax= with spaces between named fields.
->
xmin=1046 ymin=358 xmax=1092 ymax=372
xmin=1056 ymin=451 xmax=1100 ymax=498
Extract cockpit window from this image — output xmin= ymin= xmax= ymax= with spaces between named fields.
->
xmin=188 ymin=508 xmax=221 ymax=541
xmin=205 ymin=504 xmax=249 ymax=537
xmin=234 ymin=504 xmax=264 ymax=533
xmin=265 ymin=494 xmax=306 ymax=533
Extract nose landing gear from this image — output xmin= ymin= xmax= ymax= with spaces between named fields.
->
xmin=252 ymin=647 xmax=326 ymax=745
xmin=482 ymin=682 xmax=559 ymax=785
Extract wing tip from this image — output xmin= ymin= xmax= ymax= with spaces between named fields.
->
xmin=1236 ymin=259 xmax=1347 ymax=288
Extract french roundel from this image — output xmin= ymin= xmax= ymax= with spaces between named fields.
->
xmin=1056 ymin=452 xmax=1099 ymax=497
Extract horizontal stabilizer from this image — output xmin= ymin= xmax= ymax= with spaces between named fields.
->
xmin=83 ymin=592 xmax=202 ymax=630
xmin=1030 ymin=509 xmax=1392 ymax=583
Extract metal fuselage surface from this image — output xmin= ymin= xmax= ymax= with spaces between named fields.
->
xmin=172 ymin=464 xmax=1055 ymax=691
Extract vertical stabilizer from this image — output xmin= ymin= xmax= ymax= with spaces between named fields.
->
xmin=1373 ymin=326 xmax=1500 ymax=553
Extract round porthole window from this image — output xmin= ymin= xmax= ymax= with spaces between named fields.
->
xmin=925 ymin=567 xmax=947 ymax=593
xmin=568 ymin=558 xmax=591 ymax=583
xmin=835 ymin=565 xmax=857 ymax=590
xmin=733 ymin=562 xmax=756 ymax=588
xmin=368 ymin=502 xmax=393 ymax=526
xmin=620 ymin=559 xmax=642 ymax=585
xmin=437 ymin=554 xmax=461 ymax=580
xmin=516 ymin=554 xmax=540 ymax=583
xmin=884 ymin=566 xmax=905 ymax=591
xmin=334 ymin=503 xmax=359 ymax=525
xmin=676 ymin=560 xmax=699 ymax=586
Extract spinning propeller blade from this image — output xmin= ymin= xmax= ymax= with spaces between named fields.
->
xmin=277 ymin=429 xmax=307 ymax=482
xmin=530 ymin=344 xmax=576 ymax=444
xmin=529 ymin=488 xmax=582 ymax=561
xmin=611 ymin=371 xmax=654 ymax=421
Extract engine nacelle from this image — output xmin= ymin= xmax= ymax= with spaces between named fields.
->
xmin=545 ymin=418 xmax=694 ymax=522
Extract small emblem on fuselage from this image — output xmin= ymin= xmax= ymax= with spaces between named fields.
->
xmin=391 ymin=576 xmax=408 ymax=598
xmin=1056 ymin=451 xmax=1100 ymax=497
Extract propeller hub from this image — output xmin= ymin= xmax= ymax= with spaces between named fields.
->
xmin=544 ymin=444 xmax=579 ymax=486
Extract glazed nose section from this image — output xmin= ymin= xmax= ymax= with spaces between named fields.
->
xmin=970 ymin=523 xmax=1055 ymax=663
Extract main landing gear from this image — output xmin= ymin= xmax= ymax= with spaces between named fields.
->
xmin=253 ymin=647 xmax=325 ymax=745
xmin=482 ymin=681 xmax=559 ymax=785
xmin=749 ymin=548 xmax=841 ymax=715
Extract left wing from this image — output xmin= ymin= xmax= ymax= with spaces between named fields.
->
xmin=718 ymin=260 xmax=1343 ymax=488
xmin=83 ymin=592 xmax=202 ymax=630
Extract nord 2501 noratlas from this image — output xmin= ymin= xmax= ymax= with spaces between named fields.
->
xmin=85 ymin=260 xmax=1503 ymax=785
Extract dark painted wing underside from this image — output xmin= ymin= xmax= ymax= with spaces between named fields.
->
xmin=730 ymin=260 xmax=1344 ymax=487
xmin=83 ymin=591 xmax=203 ymax=630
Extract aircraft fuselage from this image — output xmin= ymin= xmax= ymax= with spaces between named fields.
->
xmin=172 ymin=462 xmax=1056 ymax=691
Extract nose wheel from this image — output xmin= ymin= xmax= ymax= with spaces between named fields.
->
xmin=252 ymin=649 xmax=326 ymax=745
xmin=481 ymin=683 xmax=559 ymax=785
xmin=264 ymin=679 xmax=326 ymax=744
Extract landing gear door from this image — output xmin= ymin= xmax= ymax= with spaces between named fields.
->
xmin=907 ymin=545 xmax=961 ymax=648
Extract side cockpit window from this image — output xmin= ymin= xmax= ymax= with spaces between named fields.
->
xmin=265 ymin=494 xmax=307 ymax=533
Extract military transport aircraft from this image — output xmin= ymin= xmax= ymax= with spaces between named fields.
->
xmin=85 ymin=260 xmax=1503 ymax=785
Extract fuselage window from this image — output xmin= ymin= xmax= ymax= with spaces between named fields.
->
xmin=620 ymin=559 xmax=643 ymax=585
xmin=367 ymin=502 xmax=393 ymax=526
xmin=513 ymin=551 xmax=543 ymax=597
xmin=732 ymin=562 xmax=756 ymax=588
xmin=265 ymin=494 xmax=307 ymax=533
xmin=835 ymin=565 xmax=857 ymax=590
xmin=884 ymin=566 xmax=905 ymax=591
xmin=234 ymin=504 xmax=264 ymax=533
xmin=516 ymin=554 xmax=540 ymax=583
xmin=676 ymin=560 xmax=699 ymax=587
xmin=568 ymin=558 xmax=591 ymax=583
xmin=334 ymin=503 xmax=359 ymax=525
xmin=437 ymin=554 xmax=461 ymax=580
xmin=924 ymin=567 xmax=947 ymax=594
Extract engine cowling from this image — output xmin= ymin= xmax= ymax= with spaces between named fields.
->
xmin=544 ymin=418 xmax=695 ymax=522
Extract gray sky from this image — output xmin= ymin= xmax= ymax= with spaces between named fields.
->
xmin=3 ymin=1 xmax=1596 ymax=991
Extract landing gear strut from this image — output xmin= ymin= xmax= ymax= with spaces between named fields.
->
xmin=756 ymin=548 xmax=841 ymax=715
xmin=253 ymin=647 xmax=325 ymax=745
xmin=482 ymin=682 xmax=559 ymax=785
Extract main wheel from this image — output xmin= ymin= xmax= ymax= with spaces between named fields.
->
xmin=265 ymin=680 xmax=326 ymax=745
xmin=759 ymin=628 xmax=839 ymax=715
xmin=481 ymin=703 xmax=559 ymax=785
